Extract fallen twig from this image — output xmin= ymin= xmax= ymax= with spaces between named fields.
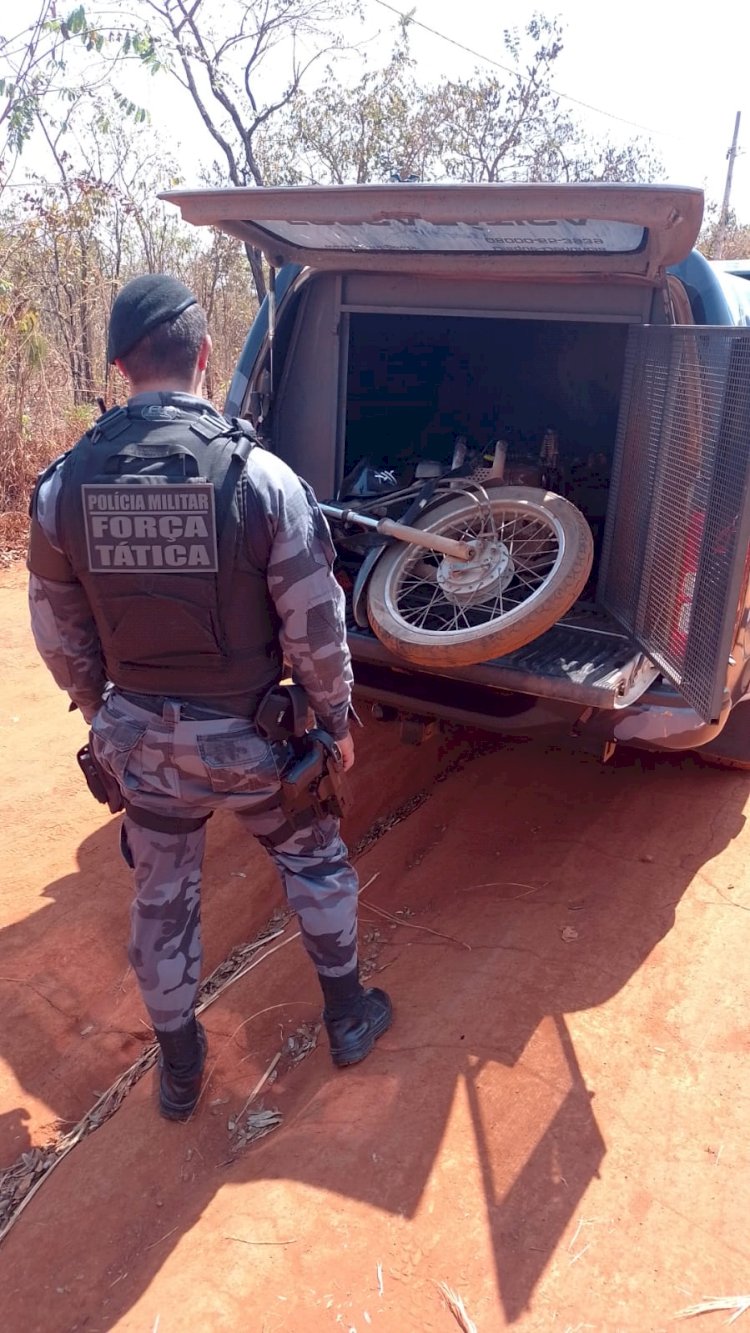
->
xmin=232 ymin=1052 xmax=282 ymax=1129
xmin=197 ymin=927 xmax=293 ymax=1015
xmin=569 ymin=1242 xmax=590 ymax=1266
xmin=437 ymin=1281 xmax=478 ymax=1333
xmin=0 ymin=1045 xmax=160 ymax=1246
xmin=0 ymin=865 xmax=381 ymax=1244
xmin=466 ymin=881 xmax=546 ymax=896
xmin=225 ymin=1235 xmax=297 ymax=1245
xmin=191 ymin=1001 xmax=312 ymax=1117
xmin=144 ymin=1226 xmax=178 ymax=1253
xmin=716 ymin=886 xmax=750 ymax=912
xmin=360 ymin=899 xmax=471 ymax=951
xmin=676 ymin=1295 xmax=750 ymax=1324
xmin=0 ymin=917 xmax=296 ymax=1247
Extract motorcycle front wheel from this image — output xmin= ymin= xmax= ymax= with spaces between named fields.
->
xmin=366 ymin=486 xmax=594 ymax=668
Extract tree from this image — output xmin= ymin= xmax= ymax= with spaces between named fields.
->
xmin=0 ymin=1 xmax=62 ymax=171
xmin=125 ymin=0 xmax=357 ymax=299
xmin=699 ymin=208 xmax=750 ymax=260
xmin=256 ymin=42 xmax=434 ymax=186
xmin=428 ymin=17 xmax=569 ymax=184
xmin=0 ymin=81 xmax=256 ymax=519
xmin=0 ymin=201 xmax=75 ymax=521
xmin=0 ymin=3 xmax=157 ymax=196
xmin=256 ymin=17 xmax=661 ymax=189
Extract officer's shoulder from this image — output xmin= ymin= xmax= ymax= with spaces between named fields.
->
xmin=244 ymin=442 xmax=306 ymax=495
xmin=38 ymin=450 xmax=70 ymax=481
xmin=29 ymin=404 xmax=123 ymax=515
xmin=85 ymin=403 xmax=128 ymax=443
xmin=29 ymin=448 xmax=71 ymax=516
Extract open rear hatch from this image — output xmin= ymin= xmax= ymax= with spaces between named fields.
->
xmin=163 ymin=183 xmax=750 ymax=728
xmin=163 ymin=181 xmax=704 ymax=280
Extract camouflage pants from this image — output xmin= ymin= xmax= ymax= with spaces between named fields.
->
xmin=91 ymin=692 xmax=358 ymax=1032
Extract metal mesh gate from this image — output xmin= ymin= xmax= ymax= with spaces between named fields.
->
xmin=600 ymin=325 xmax=750 ymax=723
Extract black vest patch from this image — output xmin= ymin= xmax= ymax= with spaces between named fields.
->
xmin=82 ymin=482 xmax=219 ymax=573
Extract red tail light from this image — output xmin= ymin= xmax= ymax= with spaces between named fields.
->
xmin=670 ymin=510 xmax=704 ymax=659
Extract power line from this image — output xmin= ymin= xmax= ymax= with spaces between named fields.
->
xmin=369 ymin=0 xmax=688 ymax=143
xmin=1 ymin=179 xmax=85 ymax=189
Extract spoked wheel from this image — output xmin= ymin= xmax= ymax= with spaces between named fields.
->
xmin=366 ymin=486 xmax=594 ymax=667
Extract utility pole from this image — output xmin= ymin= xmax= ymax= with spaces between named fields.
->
xmin=714 ymin=110 xmax=742 ymax=259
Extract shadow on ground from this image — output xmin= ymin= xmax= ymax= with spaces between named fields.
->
xmin=0 ymin=735 xmax=746 ymax=1329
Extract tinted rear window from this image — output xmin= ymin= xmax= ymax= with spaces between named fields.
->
xmin=252 ymin=217 xmax=647 ymax=255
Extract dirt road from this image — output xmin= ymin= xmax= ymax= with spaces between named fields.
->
xmin=1 ymin=562 xmax=749 ymax=1332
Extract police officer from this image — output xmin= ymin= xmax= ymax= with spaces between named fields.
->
xmin=27 ymin=274 xmax=392 ymax=1120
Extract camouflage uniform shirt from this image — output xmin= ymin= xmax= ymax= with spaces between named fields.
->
xmin=28 ymin=393 xmax=353 ymax=737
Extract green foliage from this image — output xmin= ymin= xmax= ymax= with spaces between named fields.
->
xmin=1 ymin=75 xmax=41 ymax=153
xmin=58 ymin=6 xmax=88 ymax=38
xmin=50 ymin=4 xmax=159 ymax=68
xmin=112 ymin=91 xmax=150 ymax=125
xmin=0 ymin=5 xmax=157 ymax=164
xmin=64 ymin=402 xmax=96 ymax=432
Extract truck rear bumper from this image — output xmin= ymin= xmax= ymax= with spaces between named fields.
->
xmin=603 ymin=692 xmax=731 ymax=751
xmin=350 ymin=644 xmax=731 ymax=755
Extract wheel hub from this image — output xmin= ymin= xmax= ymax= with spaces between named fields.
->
xmin=436 ymin=540 xmax=514 ymax=605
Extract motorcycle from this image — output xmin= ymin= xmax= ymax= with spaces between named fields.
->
xmin=321 ymin=436 xmax=594 ymax=669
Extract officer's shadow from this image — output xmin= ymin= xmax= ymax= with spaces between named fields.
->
xmin=0 ymin=715 xmax=461 ymax=1165
xmin=0 ymin=740 xmax=747 ymax=1329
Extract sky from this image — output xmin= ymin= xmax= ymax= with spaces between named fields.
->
xmin=402 ymin=0 xmax=750 ymax=219
xmin=4 ymin=0 xmax=750 ymax=223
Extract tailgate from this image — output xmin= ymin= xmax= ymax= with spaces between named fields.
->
xmin=350 ymin=606 xmax=659 ymax=711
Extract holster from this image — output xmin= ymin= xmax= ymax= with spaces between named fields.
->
xmin=255 ymin=682 xmax=311 ymax=742
xmin=279 ymin=728 xmax=351 ymax=827
xmin=256 ymin=684 xmax=350 ymax=826
xmin=76 ymin=741 xmax=124 ymax=815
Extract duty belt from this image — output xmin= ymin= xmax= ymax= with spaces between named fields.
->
xmin=78 ymin=683 xmax=350 ymax=838
xmin=116 ymin=689 xmax=260 ymax=722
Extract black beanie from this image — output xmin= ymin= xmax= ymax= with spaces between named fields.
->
xmin=107 ymin=274 xmax=198 ymax=363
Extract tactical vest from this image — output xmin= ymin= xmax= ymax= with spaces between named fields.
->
xmin=56 ymin=398 xmax=282 ymax=707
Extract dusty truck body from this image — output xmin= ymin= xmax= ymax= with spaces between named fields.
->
xmin=166 ymin=183 xmax=750 ymax=768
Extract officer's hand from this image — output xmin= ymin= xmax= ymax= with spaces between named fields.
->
xmin=337 ymin=733 xmax=355 ymax=772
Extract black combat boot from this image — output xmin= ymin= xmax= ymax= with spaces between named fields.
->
xmin=154 ymin=1016 xmax=208 ymax=1121
xmin=320 ymin=969 xmax=393 ymax=1068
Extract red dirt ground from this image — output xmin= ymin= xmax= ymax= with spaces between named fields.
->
xmin=1 ymin=562 xmax=749 ymax=1332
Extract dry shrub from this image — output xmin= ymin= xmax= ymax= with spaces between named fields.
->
xmin=0 ymin=511 xmax=30 ymax=561
xmin=0 ymin=377 xmax=97 ymax=560
xmin=0 ymin=224 xmax=256 ymax=561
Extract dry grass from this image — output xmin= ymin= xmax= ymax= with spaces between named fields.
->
xmin=0 ymin=383 xmax=86 ymax=560
xmin=676 ymin=1296 xmax=750 ymax=1324
xmin=437 ymin=1281 xmax=479 ymax=1333
xmin=0 ymin=876 xmax=380 ymax=1245
xmin=360 ymin=897 xmax=472 ymax=950
xmin=0 ymin=511 xmax=29 ymax=565
xmin=0 ymin=916 xmax=293 ymax=1245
